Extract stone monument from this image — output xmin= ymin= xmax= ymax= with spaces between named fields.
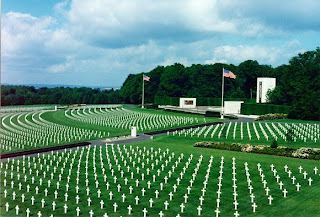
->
xmin=256 ymin=78 xmax=276 ymax=103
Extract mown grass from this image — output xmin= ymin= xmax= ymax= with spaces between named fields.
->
xmin=1 ymin=136 xmax=319 ymax=217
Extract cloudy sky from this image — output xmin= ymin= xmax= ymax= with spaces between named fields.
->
xmin=2 ymin=0 xmax=320 ymax=87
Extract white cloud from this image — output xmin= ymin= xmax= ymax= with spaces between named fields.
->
xmin=207 ymin=41 xmax=305 ymax=66
xmin=2 ymin=12 xmax=55 ymax=56
xmin=1 ymin=0 xmax=319 ymax=86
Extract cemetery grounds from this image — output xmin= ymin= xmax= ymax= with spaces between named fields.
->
xmin=0 ymin=104 xmax=319 ymax=217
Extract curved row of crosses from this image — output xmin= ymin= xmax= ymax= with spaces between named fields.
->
xmin=64 ymin=107 xmax=196 ymax=131
xmin=0 ymin=110 xmax=106 ymax=153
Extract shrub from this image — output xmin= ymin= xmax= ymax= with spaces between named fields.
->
xmin=255 ymin=113 xmax=288 ymax=121
xmin=194 ymin=141 xmax=319 ymax=160
xmin=270 ymin=140 xmax=278 ymax=148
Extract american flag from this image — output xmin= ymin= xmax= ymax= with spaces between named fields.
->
xmin=223 ymin=69 xmax=236 ymax=79
xmin=143 ymin=75 xmax=150 ymax=81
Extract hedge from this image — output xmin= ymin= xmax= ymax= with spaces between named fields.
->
xmin=154 ymin=96 xmax=179 ymax=106
xmin=154 ymin=96 xmax=255 ymax=106
xmin=194 ymin=141 xmax=320 ymax=160
xmin=241 ymin=103 xmax=291 ymax=115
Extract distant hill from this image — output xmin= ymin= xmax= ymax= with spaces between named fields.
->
xmin=1 ymin=83 xmax=120 ymax=90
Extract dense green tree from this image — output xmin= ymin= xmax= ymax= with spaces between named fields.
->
xmin=1 ymin=48 xmax=318 ymax=120
xmin=268 ymin=48 xmax=320 ymax=120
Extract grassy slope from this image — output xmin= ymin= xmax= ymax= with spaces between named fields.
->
xmin=1 ymin=136 xmax=319 ymax=217
xmin=133 ymin=136 xmax=320 ymax=216
xmin=41 ymin=110 xmax=130 ymax=136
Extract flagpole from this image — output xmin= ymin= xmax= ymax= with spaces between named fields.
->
xmin=221 ymin=67 xmax=224 ymax=119
xmin=142 ymin=74 xmax=145 ymax=108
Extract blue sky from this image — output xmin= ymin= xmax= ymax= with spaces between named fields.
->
xmin=2 ymin=0 xmax=320 ymax=87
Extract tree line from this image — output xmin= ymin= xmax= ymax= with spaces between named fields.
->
xmin=1 ymin=48 xmax=319 ymax=120
xmin=1 ymin=86 xmax=122 ymax=105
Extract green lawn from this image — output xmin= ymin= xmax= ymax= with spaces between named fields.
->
xmin=168 ymin=122 xmax=320 ymax=149
xmin=1 ymin=136 xmax=319 ymax=217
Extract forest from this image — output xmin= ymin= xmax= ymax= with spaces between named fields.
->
xmin=1 ymin=48 xmax=319 ymax=120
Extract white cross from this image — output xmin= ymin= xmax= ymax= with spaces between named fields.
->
xmin=87 ymin=197 xmax=92 ymax=206
xmin=159 ymin=211 xmax=164 ymax=217
xmin=37 ymin=211 xmax=42 ymax=217
xmin=135 ymin=196 xmax=139 ymax=205
xmin=89 ymin=210 xmax=94 ymax=217
xmin=15 ymin=205 xmax=19 ymax=215
xmin=296 ymin=183 xmax=301 ymax=191
xmin=184 ymin=194 xmax=188 ymax=203
xmin=121 ymin=193 xmax=126 ymax=202
xmin=164 ymin=201 xmax=169 ymax=210
xmin=197 ymin=206 xmax=202 ymax=216
xmin=100 ymin=200 xmax=104 ymax=209
xmin=250 ymin=194 xmax=255 ymax=203
xmin=86 ymin=188 xmax=90 ymax=195
xmin=109 ymin=191 xmax=113 ymax=200
xmin=291 ymin=176 xmax=296 ymax=184
xmin=308 ymin=177 xmax=313 ymax=186
xmin=149 ymin=198 xmax=154 ymax=207
xmin=283 ymin=189 xmax=288 ymax=198
xmin=143 ymin=208 xmax=148 ymax=217
xmin=128 ymin=205 xmax=132 ymax=215
xmin=21 ymin=194 xmax=25 ymax=203
xmin=234 ymin=211 xmax=240 ymax=217
xmin=180 ymin=203 xmax=185 ymax=213
xmin=279 ymin=181 xmax=284 ymax=190
xmin=199 ymin=196 xmax=204 ymax=205
xmin=298 ymin=166 xmax=303 ymax=173
xmin=129 ymin=186 xmax=133 ymax=194
xmin=265 ymin=187 xmax=270 ymax=196
xmin=215 ymin=208 xmax=220 ymax=217
xmin=169 ymin=192 xmax=173 ymax=201
xmin=155 ymin=190 xmax=159 ymax=198
xmin=26 ymin=208 xmax=30 ymax=217
xmin=252 ymin=203 xmax=257 ymax=212
xmin=303 ymin=171 xmax=308 ymax=179
xmin=76 ymin=207 xmax=80 ymax=216
xmin=314 ymin=167 xmax=318 ymax=174
xmin=187 ymin=186 xmax=191 ymax=194
xmin=233 ymin=200 xmax=239 ymax=210
xmin=52 ymin=201 xmax=56 ymax=210
xmin=113 ymin=202 xmax=118 ymax=212
xmin=216 ymin=198 xmax=220 ymax=208
xmin=64 ymin=204 xmax=68 ymax=213
xmin=268 ymin=195 xmax=273 ymax=205
xmin=142 ymin=188 xmax=146 ymax=196
xmin=106 ymin=182 xmax=110 ymax=190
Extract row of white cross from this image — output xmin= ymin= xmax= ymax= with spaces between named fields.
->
xmin=0 ymin=110 xmax=106 ymax=152
xmin=1 ymin=145 xmax=319 ymax=217
xmin=171 ymin=122 xmax=319 ymax=143
xmin=65 ymin=107 xmax=196 ymax=131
